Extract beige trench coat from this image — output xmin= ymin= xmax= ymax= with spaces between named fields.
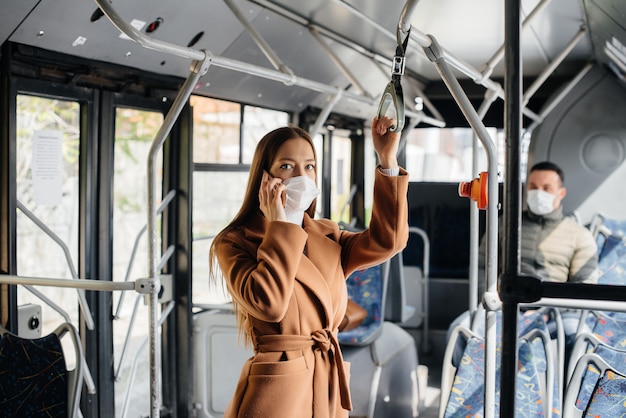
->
xmin=216 ymin=167 xmax=409 ymax=418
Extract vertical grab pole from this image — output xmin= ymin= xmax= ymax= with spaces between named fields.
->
xmin=469 ymin=89 xmax=499 ymax=317
xmin=421 ymin=35 xmax=500 ymax=418
xmin=500 ymin=0 xmax=523 ymax=416
xmin=146 ymin=56 xmax=210 ymax=417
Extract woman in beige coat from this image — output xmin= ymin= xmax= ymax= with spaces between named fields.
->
xmin=209 ymin=116 xmax=408 ymax=418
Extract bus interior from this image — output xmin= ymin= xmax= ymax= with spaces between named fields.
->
xmin=1 ymin=0 xmax=626 ymax=417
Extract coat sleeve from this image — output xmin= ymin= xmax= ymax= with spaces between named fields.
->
xmin=339 ymin=166 xmax=409 ymax=276
xmin=217 ymin=221 xmax=309 ymax=322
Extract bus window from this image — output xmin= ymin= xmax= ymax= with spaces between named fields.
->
xmin=330 ymin=130 xmax=352 ymax=224
xmin=190 ymin=97 xmax=290 ymax=305
xmin=192 ymin=170 xmax=248 ymax=304
xmin=405 ymin=127 xmax=513 ymax=182
xmin=15 ymin=94 xmax=81 ymax=349
xmin=112 ymin=106 xmax=164 ymax=416
xmin=191 ymin=97 xmax=241 ymax=164
xmin=242 ymin=105 xmax=290 ymax=164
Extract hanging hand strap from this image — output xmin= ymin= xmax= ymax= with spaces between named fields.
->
xmin=377 ymin=29 xmax=410 ymax=132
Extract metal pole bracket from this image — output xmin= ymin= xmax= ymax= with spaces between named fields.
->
xmin=135 ymin=277 xmax=161 ymax=295
xmin=421 ymin=34 xmax=444 ymax=63
xmin=499 ymin=273 xmax=543 ymax=304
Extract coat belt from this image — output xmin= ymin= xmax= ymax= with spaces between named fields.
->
xmin=255 ymin=330 xmax=352 ymax=415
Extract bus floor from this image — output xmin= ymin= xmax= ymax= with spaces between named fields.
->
xmin=407 ymin=328 xmax=446 ymax=418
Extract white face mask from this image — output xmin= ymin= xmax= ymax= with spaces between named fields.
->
xmin=527 ymin=189 xmax=556 ymax=215
xmin=282 ymin=176 xmax=320 ymax=212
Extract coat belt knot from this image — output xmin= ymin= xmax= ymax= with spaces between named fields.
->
xmin=311 ymin=329 xmax=332 ymax=352
xmin=254 ymin=331 xmax=353 ymax=414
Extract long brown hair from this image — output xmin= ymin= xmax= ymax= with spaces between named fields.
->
xmin=209 ymin=125 xmax=318 ymax=283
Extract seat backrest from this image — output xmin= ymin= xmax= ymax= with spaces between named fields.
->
xmin=389 ymin=226 xmax=429 ymax=329
xmin=441 ymin=329 xmax=486 ymax=417
xmin=0 ymin=322 xmax=83 ymax=418
xmin=563 ymin=352 xmax=615 ymax=417
xmin=568 ymin=338 xmax=626 ymax=411
xmin=442 ymin=327 xmax=550 ymax=418
xmin=567 ymin=332 xmax=601 ymax=384
xmin=597 ymin=241 xmax=626 ymax=285
xmin=467 ymin=307 xmax=552 ymax=341
xmin=523 ymin=327 xmax=560 ymax=416
xmin=592 ymin=214 xmax=626 ymax=262
xmin=597 ymin=234 xmax=626 ymax=264
xmin=590 ymin=311 xmax=626 ymax=349
xmin=338 ymin=260 xmax=389 ymax=346
xmin=441 ymin=313 xmax=559 ymax=418
xmin=601 ymin=217 xmax=626 ymax=238
xmin=384 ymin=251 xmax=417 ymax=324
xmin=583 ymin=368 xmax=626 ymax=416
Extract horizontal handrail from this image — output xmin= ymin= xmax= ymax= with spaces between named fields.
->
xmin=523 ymin=297 xmax=626 ymax=312
xmin=0 ymin=274 xmax=135 ymax=291
xmin=94 ymin=0 xmax=438 ymax=127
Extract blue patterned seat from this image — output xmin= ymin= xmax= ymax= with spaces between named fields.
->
xmin=442 ymin=329 xmax=556 ymax=417
xmin=567 ymin=312 xmax=626 ymax=412
xmin=441 ymin=311 xmax=561 ymax=417
xmin=575 ymin=342 xmax=626 ymax=410
xmin=564 ymin=351 xmax=626 ymax=417
xmin=597 ymin=240 xmax=626 ymax=285
xmin=593 ymin=216 xmax=626 ymax=286
xmin=597 ymin=235 xmax=626 ymax=265
xmin=338 ymin=262 xmax=387 ymax=346
xmin=584 ymin=370 xmax=626 ymax=416
xmin=602 ymin=217 xmax=626 ymax=238
xmin=589 ymin=311 xmax=626 ymax=350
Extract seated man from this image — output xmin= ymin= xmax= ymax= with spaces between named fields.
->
xmin=477 ymin=161 xmax=599 ymax=349
xmin=481 ymin=161 xmax=598 ymax=287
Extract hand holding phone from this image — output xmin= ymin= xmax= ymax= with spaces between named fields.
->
xmin=258 ymin=171 xmax=287 ymax=222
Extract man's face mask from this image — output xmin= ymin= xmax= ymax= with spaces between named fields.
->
xmin=282 ymin=176 xmax=320 ymax=212
xmin=527 ymin=189 xmax=556 ymax=215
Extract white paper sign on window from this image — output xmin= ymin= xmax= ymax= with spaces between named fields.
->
xmin=32 ymin=130 xmax=63 ymax=206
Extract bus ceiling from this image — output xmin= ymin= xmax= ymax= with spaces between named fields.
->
xmin=1 ymin=0 xmax=625 ymax=129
